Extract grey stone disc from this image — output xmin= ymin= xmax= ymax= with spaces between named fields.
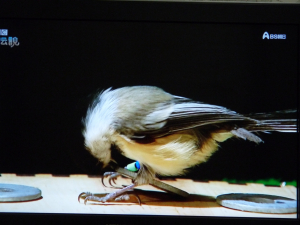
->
xmin=0 ymin=183 xmax=42 ymax=202
xmin=216 ymin=193 xmax=297 ymax=214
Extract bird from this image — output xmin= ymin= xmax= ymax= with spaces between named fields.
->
xmin=80 ymin=85 xmax=296 ymax=203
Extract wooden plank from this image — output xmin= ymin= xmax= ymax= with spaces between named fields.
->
xmin=0 ymin=174 xmax=296 ymax=218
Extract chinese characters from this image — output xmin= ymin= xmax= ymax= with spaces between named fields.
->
xmin=0 ymin=29 xmax=20 ymax=47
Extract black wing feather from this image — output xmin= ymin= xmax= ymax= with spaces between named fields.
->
xmin=134 ymin=98 xmax=258 ymax=138
xmin=133 ymin=98 xmax=297 ymax=138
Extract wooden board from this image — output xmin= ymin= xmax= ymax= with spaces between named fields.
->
xmin=0 ymin=173 xmax=297 ymax=218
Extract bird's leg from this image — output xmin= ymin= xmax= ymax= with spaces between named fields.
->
xmin=79 ymin=183 xmax=141 ymax=205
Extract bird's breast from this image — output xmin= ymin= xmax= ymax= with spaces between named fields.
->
xmin=111 ymin=131 xmax=221 ymax=176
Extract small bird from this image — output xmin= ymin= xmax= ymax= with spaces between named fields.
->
xmin=81 ymin=85 xmax=296 ymax=203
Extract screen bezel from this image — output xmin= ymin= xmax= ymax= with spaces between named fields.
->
xmin=0 ymin=0 xmax=299 ymax=224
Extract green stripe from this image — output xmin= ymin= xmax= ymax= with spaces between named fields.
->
xmin=222 ymin=178 xmax=297 ymax=187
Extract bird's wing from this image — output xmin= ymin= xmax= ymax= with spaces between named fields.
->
xmin=133 ymin=98 xmax=258 ymax=138
xmin=111 ymin=86 xmax=175 ymax=138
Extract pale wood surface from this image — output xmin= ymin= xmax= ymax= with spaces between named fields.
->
xmin=0 ymin=173 xmax=297 ymax=218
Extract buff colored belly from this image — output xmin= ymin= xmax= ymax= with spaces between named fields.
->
xmin=112 ymin=131 xmax=228 ymax=176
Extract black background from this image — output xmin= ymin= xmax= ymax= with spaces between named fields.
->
xmin=0 ymin=19 xmax=298 ymax=182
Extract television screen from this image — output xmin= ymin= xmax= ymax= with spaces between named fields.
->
xmin=0 ymin=0 xmax=298 ymax=223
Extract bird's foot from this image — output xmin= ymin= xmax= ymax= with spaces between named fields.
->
xmin=101 ymin=171 xmax=122 ymax=188
xmin=78 ymin=183 xmax=141 ymax=205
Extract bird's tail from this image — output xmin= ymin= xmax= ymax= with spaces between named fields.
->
xmin=245 ymin=109 xmax=297 ymax=133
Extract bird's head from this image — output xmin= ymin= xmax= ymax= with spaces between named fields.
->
xmin=83 ymin=110 xmax=114 ymax=168
xmin=84 ymin=135 xmax=112 ymax=168
xmin=82 ymin=87 xmax=118 ymax=168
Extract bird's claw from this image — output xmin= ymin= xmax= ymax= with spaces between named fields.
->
xmin=78 ymin=191 xmax=141 ymax=205
xmin=78 ymin=191 xmax=93 ymax=203
xmin=78 ymin=192 xmax=107 ymax=204
xmin=102 ymin=171 xmax=131 ymax=188
xmin=115 ymin=193 xmax=141 ymax=205
xmin=101 ymin=172 xmax=122 ymax=188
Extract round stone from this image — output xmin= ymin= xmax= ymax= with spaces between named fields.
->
xmin=0 ymin=183 xmax=42 ymax=202
xmin=216 ymin=193 xmax=297 ymax=214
